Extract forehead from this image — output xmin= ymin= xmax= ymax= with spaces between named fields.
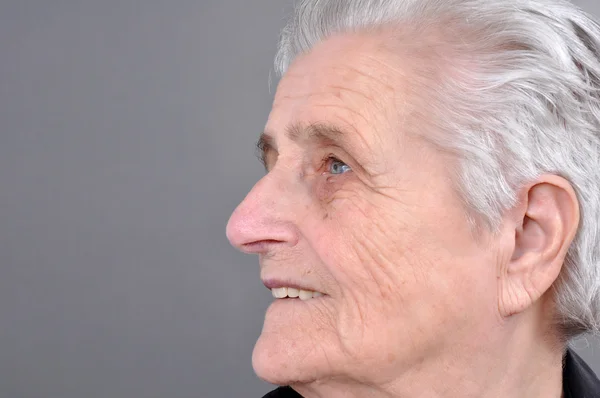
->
xmin=266 ymin=33 xmax=413 ymax=150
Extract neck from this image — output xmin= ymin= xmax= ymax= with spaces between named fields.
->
xmin=293 ymin=307 xmax=565 ymax=398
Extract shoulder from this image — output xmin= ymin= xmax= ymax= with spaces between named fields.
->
xmin=563 ymin=349 xmax=600 ymax=397
xmin=262 ymin=386 xmax=303 ymax=398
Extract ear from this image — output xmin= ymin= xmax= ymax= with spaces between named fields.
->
xmin=497 ymin=175 xmax=580 ymax=317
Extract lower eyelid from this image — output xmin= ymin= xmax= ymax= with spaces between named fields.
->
xmin=315 ymin=177 xmax=336 ymax=200
xmin=323 ymin=174 xmax=349 ymax=188
xmin=315 ymin=174 xmax=359 ymax=204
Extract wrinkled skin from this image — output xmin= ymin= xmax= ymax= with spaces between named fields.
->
xmin=227 ymin=33 xmax=570 ymax=398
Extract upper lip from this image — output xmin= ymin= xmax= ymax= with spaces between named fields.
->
xmin=262 ymin=278 xmax=322 ymax=293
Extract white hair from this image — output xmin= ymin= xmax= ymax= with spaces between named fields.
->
xmin=274 ymin=0 xmax=600 ymax=338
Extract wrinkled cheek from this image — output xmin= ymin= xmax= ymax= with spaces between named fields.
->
xmin=334 ymin=221 xmax=425 ymax=349
xmin=335 ymin=293 xmax=376 ymax=352
xmin=333 ymin=290 xmax=412 ymax=379
xmin=314 ymin=195 xmax=411 ymax=292
xmin=348 ymin=214 xmax=412 ymax=287
xmin=309 ymin=187 xmax=415 ymax=317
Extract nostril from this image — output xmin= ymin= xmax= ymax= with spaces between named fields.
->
xmin=240 ymin=239 xmax=286 ymax=254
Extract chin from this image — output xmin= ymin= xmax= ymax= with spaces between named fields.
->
xmin=252 ymin=330 xmax=323 ymax=386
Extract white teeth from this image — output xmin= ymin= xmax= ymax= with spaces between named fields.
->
xmin=270 ymin=287 xmax=324 ymax=300
xmin=272 ymin=287 xmax=287 ymax=298
xmin=299 ymin=290 xmax=313 ymax=301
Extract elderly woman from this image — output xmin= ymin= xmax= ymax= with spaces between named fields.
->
xmin=226 ymin=0 xmax=600 ymax=396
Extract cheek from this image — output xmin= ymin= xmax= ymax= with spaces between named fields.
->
xmin=302 ymin=187 xmax=497 ymax=374
xmin=310 ymin=188 xmax=414 ymax=299
xmin=309 ymin=174 xmax=481 ymax=312
xmin=313 ymin=185 xmax=479 ymax=312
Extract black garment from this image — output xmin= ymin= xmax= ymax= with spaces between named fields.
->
xmin=262 ymin=386 xmax=302 ymax=397
xmin=563 ymin=349 xmax=600 ymax=397
xmin=262 ymin=349 xmax=600 ymax=397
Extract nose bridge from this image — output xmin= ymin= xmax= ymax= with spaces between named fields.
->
xmin=226 ymin=167 xmax=306 ymax=250
xmin=245 ymin=167 xmax=304 ymax=217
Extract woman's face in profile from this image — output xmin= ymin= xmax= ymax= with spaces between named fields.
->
xmin=227 ymin=33 xmax=502 ymax=387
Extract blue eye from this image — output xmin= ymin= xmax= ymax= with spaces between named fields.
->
xmin=328 ymin=158 xmax=352 ymax=175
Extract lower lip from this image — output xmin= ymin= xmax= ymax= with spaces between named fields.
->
xmin=264 ymin=298 xmax=328 ymax=328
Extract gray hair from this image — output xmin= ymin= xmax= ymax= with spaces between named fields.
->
xmin=274 ymin=0 xmax=600 ymax=338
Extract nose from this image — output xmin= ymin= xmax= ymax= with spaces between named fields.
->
xmin=226 ymin=173 xmax=300 ymax=254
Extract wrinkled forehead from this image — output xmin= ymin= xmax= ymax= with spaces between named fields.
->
xmin=276 ymin=34 xmax=400 ymax=97
xmin=266 ymin=33 xmax=417 ymax=151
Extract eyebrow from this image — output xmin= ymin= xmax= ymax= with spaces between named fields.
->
xmin=287 ymin=122 xmax=349 ymax=146
xmin=256 ymin=122 xmax=358 ymax=169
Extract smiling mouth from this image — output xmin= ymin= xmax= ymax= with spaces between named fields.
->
xmin=271 ymin=287 xmax=324 ymax=301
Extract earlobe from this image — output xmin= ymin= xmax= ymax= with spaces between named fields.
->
xmin=498 ymin=175 xmax=580 ymax=318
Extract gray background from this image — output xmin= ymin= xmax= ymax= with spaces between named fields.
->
xmin=1 ymin=1 xmax=599 ymax=397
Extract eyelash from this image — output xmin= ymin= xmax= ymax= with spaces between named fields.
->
xmin=321 ymin=154 xmax=351 ymax=175
xmin=258 ymin=152 xmax=351 ymax=176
